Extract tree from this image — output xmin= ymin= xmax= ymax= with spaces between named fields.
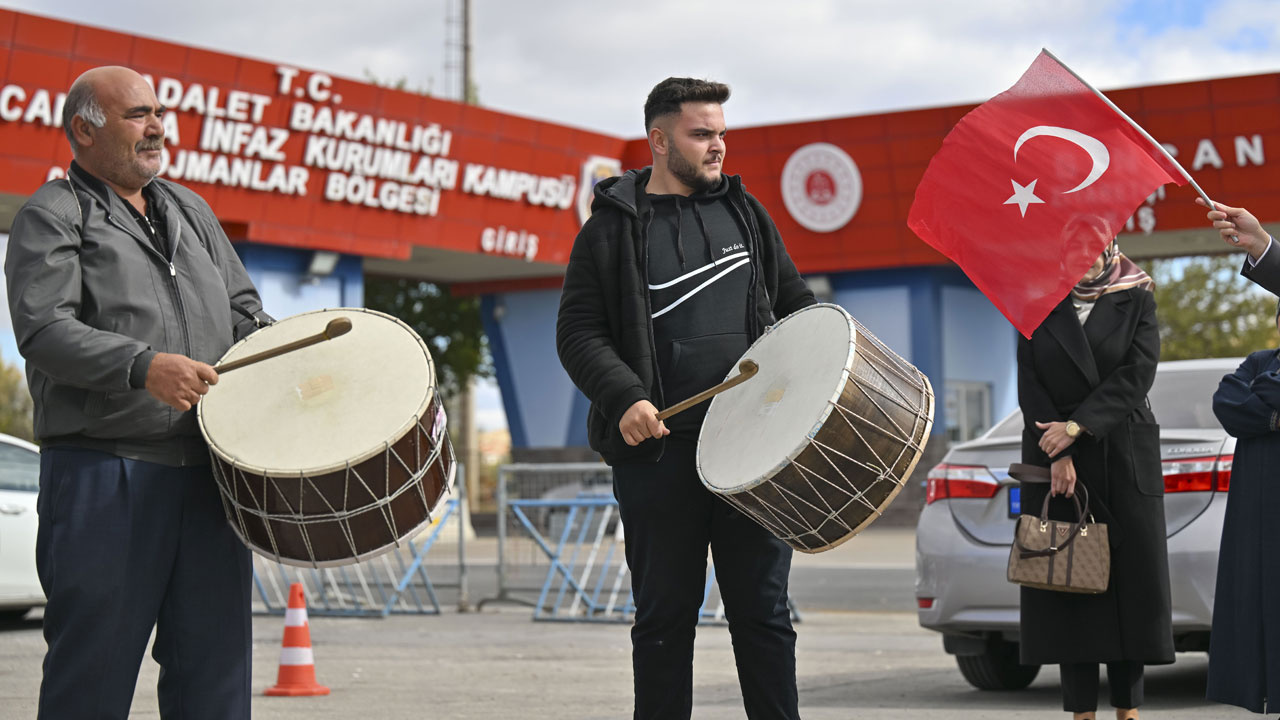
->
xmin=362 ymin=277 xmax=493 ymax=400
xmin=0 ymin=351 xmax=33 ymax=442
xmin=1150 ymin=255 xmax=1277 ymax=361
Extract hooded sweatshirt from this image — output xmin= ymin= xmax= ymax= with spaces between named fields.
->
xmin=556 ymin=167 xmax=816 ymax=464
xmin=641 ymin=177 xmax=752 ymax=436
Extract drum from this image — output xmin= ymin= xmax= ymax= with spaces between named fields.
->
xmin=697 ymin=304 xmax=933 ymax=553
xmin=198 ymin=307 xmax=454 ymax=567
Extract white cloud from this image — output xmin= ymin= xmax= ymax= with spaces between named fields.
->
xmin=18 ymin=0 xmax=1280 ymax=137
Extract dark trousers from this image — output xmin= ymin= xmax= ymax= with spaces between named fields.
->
xmin=35 ymin=447 xmax=252 ymax=720
xmin=613 ymin=438 xmax=798 ymax=720
xmin=1060 ymin=661 xmax=1145 ymax=712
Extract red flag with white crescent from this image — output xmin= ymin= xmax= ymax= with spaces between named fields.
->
xmin=907 ymin=50 xmax=1187 ymax=338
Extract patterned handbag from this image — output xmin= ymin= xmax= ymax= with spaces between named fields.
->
xmin=1006 ymin=463 xmax=1110 ymax=594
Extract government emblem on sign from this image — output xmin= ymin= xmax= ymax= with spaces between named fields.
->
xmin=780 ymin=142 xmax=862 ymax=233
xmin=578 ymin=155 xmax=622 ymax=226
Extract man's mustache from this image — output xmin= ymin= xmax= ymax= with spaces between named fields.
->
xmin=135 ymin=139 xmax=163 ymax=152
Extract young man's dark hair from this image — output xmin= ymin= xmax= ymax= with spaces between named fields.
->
xmin=643 ymin=77 xmax=731 ymax=130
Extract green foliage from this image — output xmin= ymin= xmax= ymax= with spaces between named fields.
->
xmin=0 ymin=351 xmax=33 ymax=442
xmin=1151 ymin=255 xmax=1277 ymax=361
xmin=362 ymin=277 xmax=493 ymax=399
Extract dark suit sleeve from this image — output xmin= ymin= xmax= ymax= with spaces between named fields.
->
xmin=1071 ymin=290 xmax=1160 ymax=439
xmin=1017 ymin=332 xmax=1071 ymax=463
xmin=1248 ymin=367 xmax=1280 ymax=413
xmin=1241 ymin=239 xmax=1280 ymax=297
xmin=555 ymin=217 xmax=648 ymax=427
xmin=1214 ymin=352 xmax=1280 ymax=439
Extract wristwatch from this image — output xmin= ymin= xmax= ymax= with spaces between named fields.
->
xmin=1064 ymin=420 xmax=1082 ymax=439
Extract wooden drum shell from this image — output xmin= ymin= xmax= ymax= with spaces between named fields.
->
xmin=211 ymin=393 xmax=454 ymax=566
xmin=698 ymin=304 xmax=934 ymax=553
xmin=199 ymin=307 xmax=454 ymax=568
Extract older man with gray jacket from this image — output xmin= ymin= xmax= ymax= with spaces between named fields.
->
xmin=5 ymin=66 xmax=270 ymax=719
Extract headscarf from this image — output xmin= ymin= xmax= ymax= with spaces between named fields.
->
xmin=1070 ymin=239 xmax=1154 ymax=302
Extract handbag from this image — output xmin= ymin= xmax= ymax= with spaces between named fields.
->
xmin=1006 ymin=463 xmax=1110 ymax=594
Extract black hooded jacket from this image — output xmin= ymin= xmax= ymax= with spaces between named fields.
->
xmin=555 ymin=167 xmax=815 ymax=465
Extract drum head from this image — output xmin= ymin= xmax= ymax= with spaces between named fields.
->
xmin=698 ymin=304 xmax=855 ymax=493
xmin=199 ymin=308 xmax=436 ymax=475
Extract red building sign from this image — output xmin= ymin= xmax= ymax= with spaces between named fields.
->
xmin=0 ymin=8 xmax=623 ymax=267
xmin=2 ymin=8 xmax=1277 ymax=284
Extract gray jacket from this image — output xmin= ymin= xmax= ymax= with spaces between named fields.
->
xmin=5 ymin=163 xmax=269 ymax=462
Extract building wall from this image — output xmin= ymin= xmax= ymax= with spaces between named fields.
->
xmin=236 ymin=244 xmax=364 ymax=318
xmin=830 ymin=285 xmax=913 ymax=362
xmin=481 ymin=290 xmax=582 ymax=449
xmin=941 ymin=284 xmax=1019 ymax=440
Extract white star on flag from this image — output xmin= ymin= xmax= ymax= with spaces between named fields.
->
xmin=1003 ymin=178 xmax=1045 ymax=217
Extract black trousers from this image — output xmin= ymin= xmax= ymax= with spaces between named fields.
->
xmin=1060 ymin=661 xmax=1145 ymax=712
xmin=35 ymin=448 xmax=252 ymax=720
xmin=613 ymin=437 xmax=798 ymax=720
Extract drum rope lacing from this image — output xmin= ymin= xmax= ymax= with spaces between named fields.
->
xmin=717 ymin=340 xmax=933 ymax=548
xmin=211 ymin=413 xmax=451 ymax=566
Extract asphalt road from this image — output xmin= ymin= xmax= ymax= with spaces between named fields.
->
xmin=0 ymin=529 xmax=1252 ymax=719
xmin=0 ymin=606 xmax=1244 ymax=720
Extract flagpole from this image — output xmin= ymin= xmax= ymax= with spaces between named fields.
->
xmin=1040 ymin=48 xmax=1217 ymax=209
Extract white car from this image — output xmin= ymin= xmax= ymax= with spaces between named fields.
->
xmin=0 ymin=433 xmax=42 ymax=618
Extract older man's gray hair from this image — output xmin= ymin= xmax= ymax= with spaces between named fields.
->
xmin=61 ymin=80 xmax=105 ymax=153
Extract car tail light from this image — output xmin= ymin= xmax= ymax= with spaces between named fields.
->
xmin=925 ymin=464 xmax=999 ymax=504
xmin=1162 ymin=454 xmax=1232 ymax=493
xmin=1217 ymin=456 xmax=1232 ymax=491
xmin=917 ymin=597 xmax=934 ymax=609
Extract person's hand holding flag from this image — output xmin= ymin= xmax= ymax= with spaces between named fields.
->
xmin=1196 ymin=197 xmax=1272 ymax=260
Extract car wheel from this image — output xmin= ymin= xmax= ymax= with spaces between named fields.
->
xmin=955 ymin=640 xmax=1040 ymax=690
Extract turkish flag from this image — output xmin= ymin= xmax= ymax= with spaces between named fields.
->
xmin=907 ymin=50 xmax=1187 ymax=338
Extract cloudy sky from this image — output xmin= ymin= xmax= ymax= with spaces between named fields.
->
xmin=15 ymin=0 xmax=1280 ymax=138
xmin=8 ymin=0 xmax=1280 ymax=430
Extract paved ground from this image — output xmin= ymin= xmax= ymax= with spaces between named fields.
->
xmin=0 ymin=528 xmax=1254 ymax=719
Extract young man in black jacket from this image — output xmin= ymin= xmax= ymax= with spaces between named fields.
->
xmin=556 ymin=77 xmax=815 ymax=720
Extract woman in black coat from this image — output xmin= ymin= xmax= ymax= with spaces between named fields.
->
xmin=1017 ymin=235 xmax=1173 ymax=720
xmin=1208 ymin=305 xmax=1280 ymax=714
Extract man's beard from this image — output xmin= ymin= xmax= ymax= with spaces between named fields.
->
xmin=134 ymin=136 xmax=164 ymax=182
xmin=667 ymin=146 xmax=718 ymax=194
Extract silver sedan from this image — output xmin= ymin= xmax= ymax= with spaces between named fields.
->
xmin=915 ymin=357 xmax=1235 ymax=690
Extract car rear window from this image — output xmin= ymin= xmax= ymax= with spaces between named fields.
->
xmin=0 ymin=442 xmax=39 ymax=492
xmin=985 ymin=365 xmax=1232 ymax=438
xmin=1148 ymin=369 xmax=1231 ymax=429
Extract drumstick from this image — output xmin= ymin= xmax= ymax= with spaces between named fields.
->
xmin=212 ymin=317 xmax=353 ymax=374
xmin=656 ymin=359 xmax=759 ymax=421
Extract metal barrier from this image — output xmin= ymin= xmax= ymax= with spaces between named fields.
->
xmin=483 ymin=463 xmax=800 ymax=624
xmin=508 ymin=496 xmax=632 ymax=622
xmin=482 ymin=462 xmax=614 ymax=611
xmin=252 ymin=490 xmax=467 ymax=617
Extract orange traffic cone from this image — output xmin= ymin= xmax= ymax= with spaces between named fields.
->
xmin=264 ymin=583 xmax=330 ymax=696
